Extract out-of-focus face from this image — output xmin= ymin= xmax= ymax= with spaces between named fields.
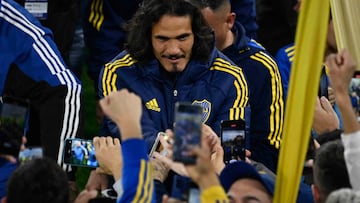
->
xmin=227 ymin=179 xmax=272 ymax=203
xmin=293 ymin=0 xmax=301 ymax=12
xmin=327 ymin=20 xmax=337 ymax=54
xmin=151 ymin=14 xmax=194 ymax=73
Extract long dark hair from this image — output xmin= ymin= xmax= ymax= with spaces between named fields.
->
xmin=125 ymin=0 xmax=214 ymax=64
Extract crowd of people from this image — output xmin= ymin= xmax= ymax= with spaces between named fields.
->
xmin=1 ymin=0 xmax=360 ymax=202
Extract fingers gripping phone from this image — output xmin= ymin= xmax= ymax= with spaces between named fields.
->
xmin=220 ymin=120 xmax=246 ymax=164
xmin=173 ymin=102 xmax=203 ymax=165
xmin=62 ymin=138 xmax=99 ymax=168
xmin=149 ymin=132 xmax=166 ymax=157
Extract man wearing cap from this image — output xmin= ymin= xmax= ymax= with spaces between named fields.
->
xmin=220 ymin=161 xmax=273 ymax=203
xmin=220 ymin=161 xmax=314 ymax=203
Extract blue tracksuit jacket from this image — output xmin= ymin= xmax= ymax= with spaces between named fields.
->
xmin=99 ymin=48 xmax=249 ymax=151
xmin=276 ymin=43 xmax=330 ymax=101
xmin=0 ymin=0 xmax=81 ymax=92
xmin=222 ymin=22 xmax=285 ymax=172
xmin=0 ymin=0 xmax=81 ymax=164
xmin=275 ymin=43 xmax=343 ymax=131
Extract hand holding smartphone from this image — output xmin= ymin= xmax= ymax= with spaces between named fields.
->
xmin=173 ymin=102 xmax=202 ymax=165
xmin=220 ymin=120 xmax=246 ymax=164
xmin=62 ymin=138 xmax=99 ymax=168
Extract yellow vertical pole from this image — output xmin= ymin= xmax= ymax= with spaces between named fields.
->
xmin=273 ymin=0 xmax=330 ymax=202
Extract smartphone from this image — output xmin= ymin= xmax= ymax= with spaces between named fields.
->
xmin=0 ymin=96 xmax=29 ymax=157
xmin=350 ymin=71 xmax=360 ymax=112
xmin=173 ymin=102 xmax=202 ymax=165
xmin=318 ymin=66 xmax=329 ymax=99
xmin=220 ymin=120 xmax=246 ymax=164
xmin=62 ymin=138 xmax=99 ymax=168
xmin=188 ymin=188 xmax=200 ymax=203
xmin=101 ymin=188 xmax=118 ymax=199
xmin=351 ymin=70 xmax=360 ymax=88
xmin=19 ymin=147 xmax=43 ymax=163
xmin=149 ymin=132 xmax=165 ymax=157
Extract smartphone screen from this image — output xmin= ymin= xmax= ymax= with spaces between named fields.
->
xmin=318 ymin=66 xmax=329 ymax=99
xmin=187 ymin=188 xmax=200 ymax=203
xmin=62 ymin=138 xmax=99 ymax=168
xmin=173 ymin=102 xmax=202 ymax=165
xmin=0 ymin=96 xmax=29 ymax=157
xmin=19 ymin=147 xmax=43 ymax=163
xmin=351 ymin=71 xmax=360 ymax=90
xmin=350 ymin=71 xmax=360 ymax=114
xmin=221 ymin=120 xmax=246 ymax=164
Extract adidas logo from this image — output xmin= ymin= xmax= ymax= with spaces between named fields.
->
xmin=145 ymin=98 xmax=161 ymax=112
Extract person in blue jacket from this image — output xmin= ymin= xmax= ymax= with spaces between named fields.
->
xmin=84 ymin=0 xmax=256 ymax=92
xmin=275 ymin=4 xmax=337 ymax=101
xmin=99 ymin=0 xmax=249 ymax=152
xmin=83 ymin=0 xmax=142 ymax=93
xmin=189 ymin=0 xmax=285 ymax=172
xmin=0 ymin=0 xmax=82 ymax=167
xmin=72 ymin=141 xmax=88 ymax=165
xmin=83 ymin=0 xmax=255 ymax=125
xmin=275 ymin=14 xmax=343 ymax=131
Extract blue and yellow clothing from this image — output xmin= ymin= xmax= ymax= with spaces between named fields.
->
xmin=118 ymin=139 xmax=154 ymax=203
xmin=276 ymin=43 xmax=330 ymax=101
xmin=99 ymin=48 xmax=249 ymax=151
xmin=222 ymin=22 xmax=284 ymax=172
xmin=83 ymin=0 xmax=142 ymax=90
xmin=275 ymin=44 xmax=343 ymax=131
xmin=201 ymin=185 xmax=229 ymax=203
xmin=275 ymin=43 xmax=295 ymax=100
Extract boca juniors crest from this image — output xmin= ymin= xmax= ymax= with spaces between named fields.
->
xmin=192 ymin=99 xmax=211 ymax=123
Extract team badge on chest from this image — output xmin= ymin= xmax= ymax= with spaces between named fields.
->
xmin=192 ymin=99 xmax=211 ymax=123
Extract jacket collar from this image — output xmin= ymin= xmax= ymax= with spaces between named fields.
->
xmin=222 ymin=22 xmax=265 ymax=58
xmin=227 ymin=22 xmax=250 ymax=52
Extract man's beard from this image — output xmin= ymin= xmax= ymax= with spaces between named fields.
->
xmin=162 ymin=54 xmax=185 ymax=73
xmin=172 ymin=63 xmax=179 ymax=72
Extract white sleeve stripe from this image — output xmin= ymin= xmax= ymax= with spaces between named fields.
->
xmin=1 ymin=2 xmax=78 ymax=85
xmin=2 ymin=0 xmax=44 ymax=35
xmin=1 ymin=4 xmax=63 ymax=73
xmin=2 ymin=2 xmax=65 ymax=71
xmin=64 ymin=69 xmax=78 ymax=86
xmin=32 ymin=43 xmax=57 ymax=75
xmin=0 ymin=1 xmax=81 ymax=168
xmin=57 ymin=85 xmax=82 ymax=165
